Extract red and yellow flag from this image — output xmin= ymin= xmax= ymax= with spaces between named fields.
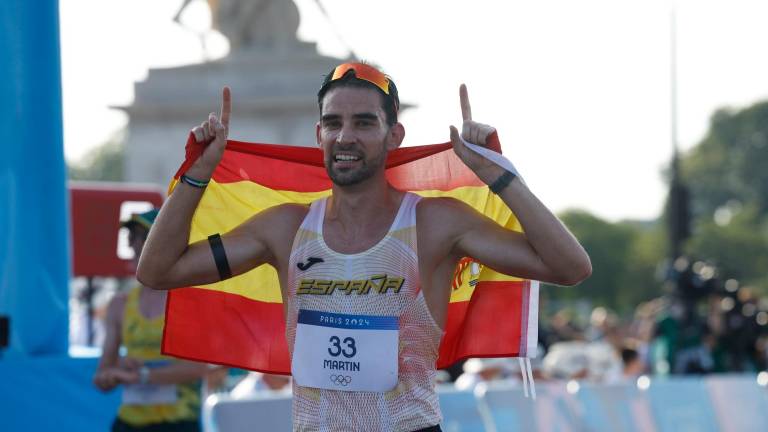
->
xmin=162 ymin=134 xmax=539 ymax=373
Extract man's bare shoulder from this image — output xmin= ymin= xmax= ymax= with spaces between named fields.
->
xmin=415 ymin=196 xmax=480 ymax=244
xmin=240 ymin=202 xmax=309 ymax=240
xmin=416 ymin=196 xmax=478 ymax=222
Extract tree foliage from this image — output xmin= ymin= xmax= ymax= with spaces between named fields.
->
xmin=546 ymin=210 xmax=665 ymax=314
xmin=682 ymin=102 xmax=768 ymax=218
xmin=67 ymin=131 xmax=125 ymax=181
xmin=680 ymin=101 xmax=768 ymax=294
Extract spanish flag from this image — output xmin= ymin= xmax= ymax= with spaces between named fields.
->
xmin=162 ymin=133 xmax=539 ymax=373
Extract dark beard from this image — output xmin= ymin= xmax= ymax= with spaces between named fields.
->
xmin=325 ymin=145 xmax=387 ymax=186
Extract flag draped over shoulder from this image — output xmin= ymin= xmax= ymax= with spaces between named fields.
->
xmin=162 ymin=134 xmax=539 ymax=374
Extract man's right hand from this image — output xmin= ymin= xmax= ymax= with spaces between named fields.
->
xmin=188 ymin=86 xmax=231 ymax=180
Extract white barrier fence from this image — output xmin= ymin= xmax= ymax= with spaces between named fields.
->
xmin=204 ymin=374 xmax=768 ymax=432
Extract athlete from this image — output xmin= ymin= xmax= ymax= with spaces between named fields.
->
xmin=94 ymin=209 xmax=209 ymax=432
xmin=137 ymin=63 xmax=592 ymax=431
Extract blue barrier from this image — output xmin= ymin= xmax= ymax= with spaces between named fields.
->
xmin=204 ymin=393 xmax=292 ymax=432
xmin=2 ymin=365 xmax=766 ymax=431
xmin=438 ymin=387 xmax=488 ymax=432
xmin=479 ymin=383 xmax=542 ymax=431
xmin=201 ymin=375 xmax=768 ymax=432
xmin=705 ymin=375 xmax=768 ymax=432
xmin=577 ymin=383 xmax=654 ymax=432
xmin=0 ymin=356 xmax=121 ymax=432
xmin=647 ymin=377 xmax=720 ymax=432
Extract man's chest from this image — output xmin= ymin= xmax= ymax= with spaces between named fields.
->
xmin=290 ymin=248 xmax=413 ymax=297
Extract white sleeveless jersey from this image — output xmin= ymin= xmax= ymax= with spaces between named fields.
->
xmin=285 ymin=192 xmax=443 ymax=432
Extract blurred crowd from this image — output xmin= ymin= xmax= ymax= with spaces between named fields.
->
xmin=74 ymin=282 xmax=768 ymax=403
xmin=72 ymin=250 xmax=768 ymax=409
xmin=449 ymin=259 xmax=768 ymax=390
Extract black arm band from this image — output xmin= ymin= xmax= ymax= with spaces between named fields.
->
xmin=489 ymin=170 xmax=517 ymax=194
xmin=208 ymin=234 xmax=232 ymax=281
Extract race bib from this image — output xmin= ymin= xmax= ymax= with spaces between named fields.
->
xmin=122 ymin=361 xmax=178 ymax=405
xmin=292 ymin=309 xmax=399 ymax=392
xmin=123 ymin=383 xmax=178 ymax=405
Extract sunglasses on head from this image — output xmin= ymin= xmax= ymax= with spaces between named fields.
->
xmin=328 ymin=62 xmax=392 ymax=95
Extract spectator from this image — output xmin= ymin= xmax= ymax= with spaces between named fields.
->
xmin=454 ymin=357 xmax=519 ymax=391
xmin=620 ymin=344 xmax=646 ymax=379
xmin=93 ymin=209 xmax=210 ymax=432
xmin=542 ymin=341 xmax=622 ymax=382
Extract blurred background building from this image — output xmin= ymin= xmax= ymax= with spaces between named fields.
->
xmin=122 ymin=0 xmax=348 ymax=185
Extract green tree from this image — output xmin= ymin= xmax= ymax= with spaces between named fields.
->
xmin=685 ymin=204 xmax=768 ymax=293
xmin=548 ymin=210 xmax=665 ymax=314
xmin=680 ymin=100 xmax=768 ymax=294
xmin=67 ymin=130 xmax=125 ymax=181
xmin=615 ymin=220 xmax=667 ymax=311
xmin=682 ymin=102 xmax=768 ymax=219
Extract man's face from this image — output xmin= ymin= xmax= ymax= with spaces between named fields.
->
xmin=316 ymin=86 xmax=403 ymax=186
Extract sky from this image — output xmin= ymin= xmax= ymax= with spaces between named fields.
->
xmin=59 ymin=0 xmax=768 ymax=222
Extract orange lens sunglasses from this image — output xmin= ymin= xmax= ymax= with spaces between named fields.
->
xmin=330 ymin=63 xmax=391 ymax=95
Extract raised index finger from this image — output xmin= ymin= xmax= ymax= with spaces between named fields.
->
xmin=460 ymin=84 xmax=472 ymax=122
xmin=220 ymin=86 xmax=231 ymax=127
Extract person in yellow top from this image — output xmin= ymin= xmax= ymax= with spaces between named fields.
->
xmin=93 ymin=209 xmax=210 ymax=432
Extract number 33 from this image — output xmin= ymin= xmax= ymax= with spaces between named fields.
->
xmin=328 ymin=336 xmax=357 ymax=358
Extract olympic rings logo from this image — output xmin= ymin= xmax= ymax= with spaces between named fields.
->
xmin=330 ymin=374 xmax=352 ymax=386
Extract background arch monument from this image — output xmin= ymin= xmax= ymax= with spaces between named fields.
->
xmin=123 ymin=0 xmax=349 ymax=186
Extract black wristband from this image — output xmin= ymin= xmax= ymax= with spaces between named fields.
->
xmin=489 ymin=170 xmax=517 ymax=194
xmin=208 ymin=234 xmax=232 ymax=281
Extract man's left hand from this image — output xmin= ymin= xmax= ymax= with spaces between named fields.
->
xmin=449 ymin=84 xmax=503 ymax=184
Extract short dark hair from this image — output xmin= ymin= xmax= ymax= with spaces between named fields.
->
xmin=317 ymin=66 xmax=400 ymax=127
xmin=620 ymin=347 xmax=639 ymax=365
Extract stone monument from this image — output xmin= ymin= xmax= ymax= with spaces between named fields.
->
xmin=122 ymin=0 xmax=351 ymax=186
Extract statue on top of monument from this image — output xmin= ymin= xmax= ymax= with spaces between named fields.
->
xmin=174 ymin=0 xmax=301 ymax=53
